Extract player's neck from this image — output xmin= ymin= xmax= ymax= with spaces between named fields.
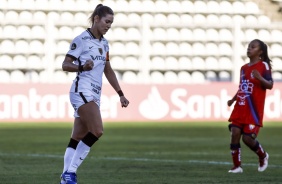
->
xmin=248 ymin=57 xmax=261 ymax=66
xmin=89 ymin=27 xmax=102 ymax=40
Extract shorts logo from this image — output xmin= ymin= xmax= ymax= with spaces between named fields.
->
xmin=98 ymin=48 xmax=103 ymax=55
xmin=71 ymin=43 xmax=77 ymax=50
xmin=249 ymin=124 xmax=255 ymax=130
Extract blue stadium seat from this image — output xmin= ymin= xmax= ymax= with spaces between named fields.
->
xmin=206 ymin=71 xmax=217 ymax=82
xmin=219 ymin=71 xmax=231 ymax=81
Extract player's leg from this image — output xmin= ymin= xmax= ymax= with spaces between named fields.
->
xmin=60 ymin=118 xmax=88 ymax=184
xmin=228 ymin=124 xmax=243 ymax=173
xmin=242 ymin=126 xmax=268 ymax=172
xmin=67 ymin=101 xmax=102 ymax=174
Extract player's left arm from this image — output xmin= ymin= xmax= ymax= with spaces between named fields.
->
xmin=104 ymin=59 xmax=129 ymax=107
xmin=252 ymin=69 xmax=273 ymax=89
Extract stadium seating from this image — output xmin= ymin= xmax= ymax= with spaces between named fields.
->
xmin=0 ymin=70 xmax=11 ymax=83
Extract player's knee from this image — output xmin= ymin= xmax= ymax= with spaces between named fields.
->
xmin=92 ymin=129 xmax=103 ymax=138
xmin=231 ymin=130 xmax=241 ymax=139
xmin=242 ymin=134 xmax=255 ymax=146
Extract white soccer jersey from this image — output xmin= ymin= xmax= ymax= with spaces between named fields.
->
xmin=67 ymin=28 xmax=110 ymax=97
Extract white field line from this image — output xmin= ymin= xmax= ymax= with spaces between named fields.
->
xmin=0 ymin=152 xmax=282 ymax=168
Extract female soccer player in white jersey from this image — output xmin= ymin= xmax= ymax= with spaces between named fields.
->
xmin=60 ymin=4 xmax=129 ymax=184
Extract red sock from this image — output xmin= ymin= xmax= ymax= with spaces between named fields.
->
xmin=256 ymin=144 xmax=266 ymax=159
xmin=231 ymin=148 xmax=241 ymax=167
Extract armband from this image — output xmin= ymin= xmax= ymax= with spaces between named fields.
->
xmin=117 ymin=90 xmax=124 ymax=97
xmin=78 ymin=65 xmax=84 ymax=72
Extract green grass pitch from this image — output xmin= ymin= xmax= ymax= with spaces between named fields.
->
xmin=0 ymin=122 xmax=281 ymax=184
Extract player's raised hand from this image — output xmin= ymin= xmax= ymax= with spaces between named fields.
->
xmin=84 ymin=60 xmax=94 ymax=71
xmin=252 ymin=69 xmax=262 ymax=80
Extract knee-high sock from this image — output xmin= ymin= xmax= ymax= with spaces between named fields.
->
xmin=251 ymin=141 xmax=266 ymax=159
xmin=63 ymin=138 xmax=79 ymax=173
xmin=230 ymin=144 xmax=241 ymax=167
xmin=67 ymin=132 xmax=98 ymax=173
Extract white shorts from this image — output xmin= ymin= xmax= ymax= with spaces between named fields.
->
xmin=69 ymin=92 xmax=100 ymax=118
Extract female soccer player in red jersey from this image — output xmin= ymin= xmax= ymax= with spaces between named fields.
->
xmin=59 ymin=4 xmax=129 ymax=184
xmin=227 ymin=39 xmax=273 ymax=173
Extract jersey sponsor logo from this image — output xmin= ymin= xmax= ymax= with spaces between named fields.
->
xmin=71 ymin=43 xmax=77 ymax=50
xmin=90 ymin=55 xmax=106 ymax=61
xmin=91 ymin=83 xmax=101 ymax=94
xmin=98 ymin=48 xmax=103 ymax=55
xmin=238 ymin=79 xmax=254 ymax=105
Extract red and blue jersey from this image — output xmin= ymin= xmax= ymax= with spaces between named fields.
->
xmin=229 ymin=61 xmax=273 ymax=127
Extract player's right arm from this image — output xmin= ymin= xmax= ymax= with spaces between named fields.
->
xmin=62 ymin=36 xmax=93 ymax=72
xmin=62 ymin=56 xmax=94 ymax=72
xmin=227 ymin=91 xmax=238 ymax=107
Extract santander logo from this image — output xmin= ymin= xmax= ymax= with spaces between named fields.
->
xmin=138 ymin=87 xmax=169 ymax=119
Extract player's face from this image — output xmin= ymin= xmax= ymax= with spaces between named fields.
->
xmin=247 ymin=41 xmax=262 ymax=59
xmin=97 ymin=14 xmax=114 ymax=35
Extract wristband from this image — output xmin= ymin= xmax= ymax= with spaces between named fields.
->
xmin=78 ymin=65 xmax=84 ymax=72
xmin=117 ymin=90 xmax=124 ymax=97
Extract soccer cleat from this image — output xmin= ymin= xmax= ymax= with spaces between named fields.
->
xmin=61 ymin=171 xmax=77 ymax=184
xmin=228 ymin=166 xmax=243 ymax=173
xmin=258 ymin=152 xmax=269 ymax=172
xmin=60 ymin=179 xmax=66 ymax=184
xmin=60 ymin=172 xmax=66 ymax=184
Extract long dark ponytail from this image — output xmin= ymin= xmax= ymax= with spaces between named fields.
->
xmin=89 ymin=4 xmax=114 ymax=26
xmin=254 ymin=39 xmax=272 ymax=69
